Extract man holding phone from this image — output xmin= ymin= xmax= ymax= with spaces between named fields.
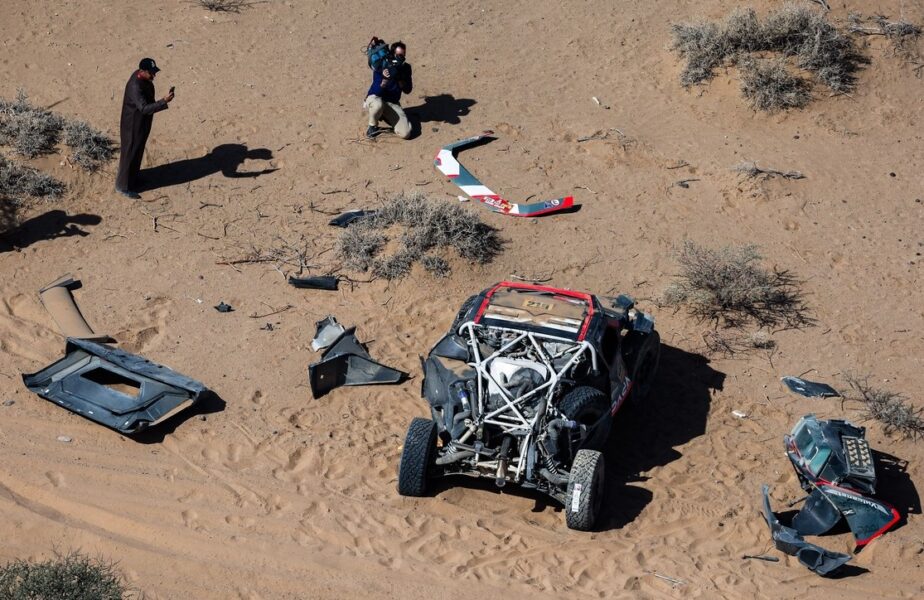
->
xmin=115 ymin=58 xmax=174 ymax=199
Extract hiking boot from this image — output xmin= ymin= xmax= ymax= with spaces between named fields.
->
xmin=366 ymin=126 xmax=378 ymax=139
xmin=115 ymin=187 xmax=141 ymax=200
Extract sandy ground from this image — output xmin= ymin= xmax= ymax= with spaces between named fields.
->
xmin=1 ymin=0 xmax=923 ymax=598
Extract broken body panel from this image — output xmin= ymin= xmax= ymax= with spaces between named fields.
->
xmin=785 ymin=414 xmax=900 ymax=548
xmin=23 ymin=338 xmax=209 ymax=434
xmin=434 ymin=132 xmax=574 ymax=217
xmin=308 ymin=317 xmax=406 ymax=398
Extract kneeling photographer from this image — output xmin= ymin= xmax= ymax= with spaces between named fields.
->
xmin=363 ymin=38 xmax=413 ymax=139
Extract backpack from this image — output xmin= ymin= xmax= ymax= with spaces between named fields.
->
xmin=366 ymin=37 xmax=391 ymax=71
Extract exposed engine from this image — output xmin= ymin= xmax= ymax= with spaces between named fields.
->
xmin=421 ymin=321 xmax=599 ymax=500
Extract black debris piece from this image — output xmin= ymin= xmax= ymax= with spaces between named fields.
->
xmin=782 ymin=376 xmax=839 ymax=398
xmin=22 ymin=338 xmax=209 ymax=434
xmin=761 ymin=485 xmax=852 ymax=576
xmin=214 ymin=302 xmax=234 ymax=313
xmin=308 ymin=322 xmax=406 ymax=398
xmin=311 ymin=316 xmax=346 ymax=352
xmin=288 ymin=275 xmax=339 ymax=291
xmin=329 ymin=209 xmax=376 ymax=228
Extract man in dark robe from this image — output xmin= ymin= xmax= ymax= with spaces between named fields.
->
xmin=115 ymin=58 xmax=173 ymax=199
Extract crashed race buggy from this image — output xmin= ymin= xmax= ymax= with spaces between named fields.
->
xmin=397 ymin=282 xmax=660 ymax=530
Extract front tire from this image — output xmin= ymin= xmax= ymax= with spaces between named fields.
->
xmin=397 ymin=417 xmax=438 ymax=496
xmin=565 ymin=449 xmax=605 ymax=531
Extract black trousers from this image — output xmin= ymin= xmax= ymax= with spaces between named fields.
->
xmin=115 ymin=127 xmax=151 ymax=192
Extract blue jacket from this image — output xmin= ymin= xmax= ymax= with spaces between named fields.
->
xmin=367 ymin=64 xmax=413 ymax=104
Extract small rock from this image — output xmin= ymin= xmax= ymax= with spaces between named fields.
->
xmin=2 ymin=399 xmax=14 ymax=406
xmin=57 ymin=436 xmax=72 ymax=443
xmin=199 ymin=415 xmax=207 ymax=422
xmin=214 ymin=301 xmax=233 ymax=313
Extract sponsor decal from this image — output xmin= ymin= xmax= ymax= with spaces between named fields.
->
xmin=523 ymin=299 xmax=553 ymax=311
xmin=824 ymin=487 xmax=891 ymax=516
xmin=571 ymin=483 xmax=583 ymax=512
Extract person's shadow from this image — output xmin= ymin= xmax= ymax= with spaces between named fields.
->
xmin=0 ymin=209 xmax=102 ymax=253
xmin=138 ymin=144 xmax=277 ymax=191
xmin=405 ymin=94 xmax=476 ymax=138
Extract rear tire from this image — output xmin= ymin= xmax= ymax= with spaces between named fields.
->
xmin=622 ymin=330 xmax=660 ymax=404
xmin=397 ymin=417 xmax=438 ymax=497
xmin=565 ymin=449 xmax=605 ymax=531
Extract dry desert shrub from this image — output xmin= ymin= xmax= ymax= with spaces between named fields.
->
xmin=848 ymin=13 xmax=922 ymax=57
xmin=739 ymin=57 xmax=812 ymax=110
xmin=422 ymin=255 xmax=451 ymax=278
xmin=664 ymin=240 xmax=811 ymax=328
xmin=670 ymin=4 xmax=865 ymax=108
xmin=0 ymin=551 xmax=126 ymax=600
xmin=0 ymin=89 xmax=64 ymax=158
xmin=844 ymin=374 xmax=923 ymax=439
xmin=194 ymin=0 xmax=253 ymax=12
xmin=671 ymin=20 xmax=729 ymax=86
xmin=702 ymin=329 xmax=776 ymax=357
xmin=337 ymin=192 xmax=503 ymax=280
xmin=0 ymin=154 xmax=65 ymax=201
xmin=733 ymin=160 xmax=804 ymax=180
xmin=64 ymin=120 xmax=115 ymax=171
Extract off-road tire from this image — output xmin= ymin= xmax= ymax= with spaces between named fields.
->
xmin=450 ymin=294 xmax=479 ymax=334
xmin=560 ymin=386 xmax=609 ymax=423
xmin=565 ymin=449 xmax=605 ymax=531
xmin=622 ymin=330 xmax=661 ymax=404
xmin=558 ymin=386 xmax=609 ymax=455
xmin=397 ymin=417 xmax=438 ymax=497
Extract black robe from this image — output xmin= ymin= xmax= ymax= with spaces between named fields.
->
xmin=115 ymin=71 xmax=168 ymax=192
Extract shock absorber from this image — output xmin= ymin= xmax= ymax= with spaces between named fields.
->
xmin=495 ymin=436 xmax=513 ymax=488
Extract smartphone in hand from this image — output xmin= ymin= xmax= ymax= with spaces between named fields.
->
xmin=169 ymin=86 xmax=175 ymax=94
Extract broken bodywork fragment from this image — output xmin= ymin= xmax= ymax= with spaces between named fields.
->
xmin=308 ymin=321 xmax=405 ymax=398
xmin=22 ymin=338 xmax=209 ymax=434
xmin=39 ymin=274 xmax=112 ymax=342
xmin=288 ymin=275 xmax=338 ymax=290
xmin=434 ymin=132 xmax=574 ymax=217
xmin=311 ymin=316 xmax=346 ymax=352
xmin=329 ymin=209 xmax=376 ymax=227
xmin=781 ymin=376 xmax=839 ymax=398
xmin=785 ymin=414 xmax=900 ymax=549
xmin=761 ymin=485 xmax=852 ymax=576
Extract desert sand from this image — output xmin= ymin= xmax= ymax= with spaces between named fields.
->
xmin=1 ymin=1 xmax=922 ymax=598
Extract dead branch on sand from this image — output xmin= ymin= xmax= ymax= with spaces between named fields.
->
xmin=733 ymin=161 xmax=804 ymax=180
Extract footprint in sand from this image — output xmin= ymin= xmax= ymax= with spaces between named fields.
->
xmin=45 ymin=471 xmax=65 ymax=487
xmin=115 ymin=297 xmax=170 ymax=353
xmin=0 ymin=294 xmax=61 ymax=362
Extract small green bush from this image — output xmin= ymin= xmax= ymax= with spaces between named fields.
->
xmin=0 ymin=551 xmax=126 ymax=600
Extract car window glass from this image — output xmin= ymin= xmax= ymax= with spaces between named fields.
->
xmin=809 ymin=447 xmax=831 ymax=474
